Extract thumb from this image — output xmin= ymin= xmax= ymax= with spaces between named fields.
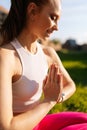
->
xmin=43 ymin=75 xmax=48 ymax=89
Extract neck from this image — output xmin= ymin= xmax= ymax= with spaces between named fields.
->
xmin=17 ymin=29 xmax=38 ymax=54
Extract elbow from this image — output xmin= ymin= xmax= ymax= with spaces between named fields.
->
xmin=8 ymin=118 xmax=19 ymax=130
xmin=70 ymin=80 xmax=76 ymax=96
xmin=1 ymin=118 xmax=18 ymax=130
xmin=72 ymin=81 xmax=76 ymax=94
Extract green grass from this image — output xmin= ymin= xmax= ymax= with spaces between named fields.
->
xmin=50 ymin=50 xmax=87 ymax=113
xmin=58 ymin=50 xmax=87 ymax=87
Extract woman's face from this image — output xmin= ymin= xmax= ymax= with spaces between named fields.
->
xmin=27 ymin=0 xmax=61 ymax=40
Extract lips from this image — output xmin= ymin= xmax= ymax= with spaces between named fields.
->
xmin=47 ymin=29 xmax=53 ymax=34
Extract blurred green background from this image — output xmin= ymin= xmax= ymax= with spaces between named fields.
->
xmin=49 ymin=50 xmax=87 ymax=113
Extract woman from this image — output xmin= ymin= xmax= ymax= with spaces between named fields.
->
xmin=0 ymin=0 xmax=87 ymax=130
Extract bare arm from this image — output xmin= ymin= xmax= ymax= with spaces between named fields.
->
xmin=0 ymin=48 xmax=62 ymax=130
xmin=42 ymin=46 xmax=76 ymax=101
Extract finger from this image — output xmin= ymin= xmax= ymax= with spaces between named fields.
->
xmin=43 ymin=75 xmax=48 ymax=89
xmin=58 ymin=73 xmax=63 ymax=91
xmin=57 ymin=66 xmax=61 ymax=74
xmin=55 ymin=73 xmax=63 ymax=90
xmin=54 ymin=66 xmax=58 ymax=83
xmin=50 ymin=64 xmax=57 ymax=82
xmin=48 ymin=64 xmax=54 ymax=82
xmin=47 ymin=65 xmax=51 ymax=81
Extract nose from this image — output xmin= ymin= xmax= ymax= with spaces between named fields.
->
xmin=53 ymin=24 xmax=58 ymax=31
xmin=52 ymin=22 xmax=58 ymax=31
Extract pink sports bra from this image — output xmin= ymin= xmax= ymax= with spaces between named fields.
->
xmin=11 ymin=39 xmax=48 ymax=113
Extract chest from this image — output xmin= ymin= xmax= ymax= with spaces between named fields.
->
xmin=12 ymin=52 xmax=48 ymax=100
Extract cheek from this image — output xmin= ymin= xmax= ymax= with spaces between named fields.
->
xmin=40 ymin=17 xmax=52 ymax=29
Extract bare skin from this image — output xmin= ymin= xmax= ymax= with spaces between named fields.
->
xmin=0 ymin=42 xmax=75 ymax=130
xmin=0 ymin=0 xmax=76 ymax=130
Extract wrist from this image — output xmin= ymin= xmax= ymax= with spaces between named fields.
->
xmin=57 ymin=93 xmax=65 ymax=103
xmin=43 ymin=98 xmax=56 ymax=107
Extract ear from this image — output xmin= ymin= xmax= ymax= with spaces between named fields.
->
xmin=27 ymin=2 xmax=39 ymax=16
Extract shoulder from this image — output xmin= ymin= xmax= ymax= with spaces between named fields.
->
xmin=0 ymin=43 xmax=17 ymax=75
xmin=0 ymin=43 xmax=16 ymax=61
xmin=41 ymin=45 xmax=56 ymax=57
xmin=41 ymin=44 xmax=55 ymax=56
xmin=41 ymin=44 xmax=61 ymax=65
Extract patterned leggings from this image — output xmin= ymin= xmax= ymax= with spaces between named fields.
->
xmin=33 ymin=112 xmax=87 ymax=130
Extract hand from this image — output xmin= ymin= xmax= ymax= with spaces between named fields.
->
xmin=43 ymin=64 xmax=63 ymax=104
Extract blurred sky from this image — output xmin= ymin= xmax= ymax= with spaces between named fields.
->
xmin=0 ymin=0 xmax=87 ymax=45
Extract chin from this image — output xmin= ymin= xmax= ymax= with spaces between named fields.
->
xmin=38 ymin=33 xmax=51 ymax=42
xmin=43 ymin=35 xmax=50 ymax=41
